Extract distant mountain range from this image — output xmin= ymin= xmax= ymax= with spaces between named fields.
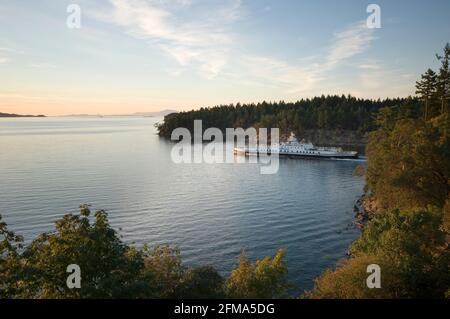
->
xmin=1 ymin=110 xmax=178 ymax=118
xmin=63 ymin=109 xmax=178 ymax=117
xmin=0 ymin=112 xmax=46 ymax=117
xmin=125 ymin=110 xmax=178 ymax=117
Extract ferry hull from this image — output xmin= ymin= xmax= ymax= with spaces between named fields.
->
xmin=234 ymin=148 xmax=359 ymax=159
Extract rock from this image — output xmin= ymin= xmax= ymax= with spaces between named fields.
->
xmin=353 ymin=194 xmax=372 ymax=229
xmin=352 ymin=164 xmax=366 ymax=177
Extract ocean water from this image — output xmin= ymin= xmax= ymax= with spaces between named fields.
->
xmin=0 ymin=117 xmax=365 ymax=293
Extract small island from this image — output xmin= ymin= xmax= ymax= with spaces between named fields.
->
xmin=0 ymin=112 xmax=46 ymax=118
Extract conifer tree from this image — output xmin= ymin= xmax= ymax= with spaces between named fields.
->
xmin=416 ymin=69 xmax=438 ymax=120
xmin=436 ymin=43 xmax=450 ymax=115
xmin=436 ymin=44 xmax=450 ymax=138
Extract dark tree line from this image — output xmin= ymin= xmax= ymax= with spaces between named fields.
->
xmin=157 ymin=96 xmax=420 ymax=140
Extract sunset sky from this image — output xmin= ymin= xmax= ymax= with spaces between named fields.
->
xmin=1 ymin=0 xmax=449 ymax=116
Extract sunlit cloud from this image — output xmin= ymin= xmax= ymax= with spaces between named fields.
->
xmin=92 ymin=0 xmax=241 ymax=79
xmin=29 ymin=63 xmax=57 ymax=69
xmin=238 ymin=21 xmax=377 ymax=94
xmin=0 ymin=47 xmax=24 ymax=54
xmin=0 ymin=47 xmax=14 ymax=64
xmin=89 ymin=2 xmax=390 ymax=95
xmin=0 ymin=56 xmax=10 ymax=64
xmin=327 ymin=21 xmax=375 ymax=66
xmin=359 ymin=63 xmax=382 ymax=70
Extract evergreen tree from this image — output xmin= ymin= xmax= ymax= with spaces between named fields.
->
xmin=436 ymin=43 xmax=450 ymax=115
xmin=436 ymin=44 xmax=450 ymax=139
xmin=416 ymin=69 xmax=438 ymax=120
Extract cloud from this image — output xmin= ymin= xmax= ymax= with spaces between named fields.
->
xmin=0 ymin=47 xmax=16 ymax=64
xmin=238 ymin=56 xmax=324 ymax=94
xmin=0 ymin=46 xmax=27 ymax=65
xmin=0 ymin=56 xmax=10 ymax=64
xmin=93 ymin=0 xmax=241 ymax=79
xmin=90 ymin=3 xmax=394 ymax=97
xmin=357 ymin=61 xmax=412 ymax=97
xmin=238 ymin=21 xmax=376 ymax=94
xmin=29 ymin=63 xmax=57 ymax=69
xmin=327 ymin=21 xmax=375 ymax=66
xmin=0 ymin=47 xmax=24 ymax=54
xmin=359 ymin=63 xmax=382 ymax=70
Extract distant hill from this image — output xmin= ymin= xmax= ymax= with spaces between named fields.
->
xmin=62 ymin=109 xmax=178 ymax=118
xmin=62 ymin=114 xmax=104 ymax=118
xmin=0 ymin=112 xmax=45 ymax=117
xmin=113 ymin=109 xmax=178 ymax=117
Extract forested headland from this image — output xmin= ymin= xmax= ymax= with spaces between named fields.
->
xmin=156 ymin=96 xmax=421 ymax=146
xmin=1 ymin=45 xmax=449 ymax=299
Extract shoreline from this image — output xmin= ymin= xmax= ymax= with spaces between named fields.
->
xmin=353 ymin=194 xmax=371 ymax=230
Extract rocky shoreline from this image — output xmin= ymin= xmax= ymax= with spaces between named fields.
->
xmin=353 ymin=194 xmax=378 ymax=229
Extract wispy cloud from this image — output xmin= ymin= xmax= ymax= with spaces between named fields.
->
xmin=0 ymin=56 xmax=10 ymax=64
xmin=90 ymin=2 xmax=390 ymax=96
xmin=29 ymin=63 xmax=57 ymax=69
xmin=239 ymin=21 xmax=376 ymax=94
xmin=0 ymin=47 xmax=24 ymax=54
xmin=327 ymin=21 xmax=375 ymax=66
xmin=93 ymin=0 xmax=241 ymax=79
xmin=91 ymin=2 xmax=377 ymax=91
xmin=356 ymin=61 xmax=412 ymax=97
xmin=238 ymin=56 xmax=324 ymax=94
xmin=0 ymin=47 xmax=15 ymax=64
xmin=359 ymin=63 xmax=382 ymax=70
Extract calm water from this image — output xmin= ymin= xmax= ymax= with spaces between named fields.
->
xmin=0 ymin=117 xmax=365 ymax=292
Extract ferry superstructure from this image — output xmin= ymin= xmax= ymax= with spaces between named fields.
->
xmin=234 ymin=134 xmax=358 ymax=159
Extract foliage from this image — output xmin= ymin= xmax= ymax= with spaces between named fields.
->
xmin=443 ymin=196 xmax=450 ymax=233
xmin=366 ymin=45 xmax=450 ymax=212
xmin=310 ymin=44 xmax=450 ymax=299
xmin=175 ymin=266 xmax=225 ymax=299
xmin=0 ymin=214 xmax=24 ymax=298
xmin=225 ymin=249 xmax=289 ymax=299
xmin=20 ymin=205 xmax=147 ymax=298
xmin=366 ymin=118 xmax=449 ymax=211
xmin=308 ymin=255 xmax=401 ymax=299
xmin=310 ymin=209 xmax=449 ymax=299
xmin=0 ymin=209 xmax=288 ymax=299
xmin=350 ymin=210 xmax=449 ymax=298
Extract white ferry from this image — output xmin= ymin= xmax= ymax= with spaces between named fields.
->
xmin=234 ymin=134 xmax=359 ymax=159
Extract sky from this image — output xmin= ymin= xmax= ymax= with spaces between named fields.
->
xmin=0 ymin=0 xmax=449 ymax=116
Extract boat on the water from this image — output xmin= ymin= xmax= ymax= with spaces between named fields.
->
xmin=234 ymin=134 xmax=359 ymax=159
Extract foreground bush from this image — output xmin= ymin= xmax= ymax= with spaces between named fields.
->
xmin=309 ymin=209 xmax=450 ymax=299
xmin=0 ymin=206 xmax=289 ymax=299
xmin=225 ymin=249 xmax=288 ymax=299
